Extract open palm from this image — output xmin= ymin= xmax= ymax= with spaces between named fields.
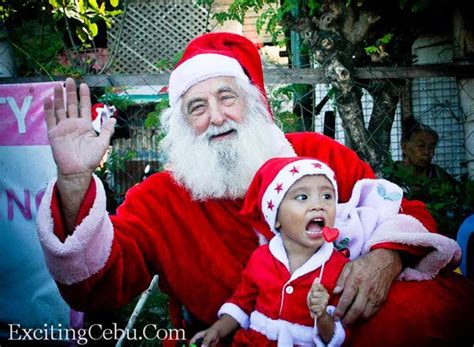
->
xmin=44 ymin=78 xmax=116 ymax=176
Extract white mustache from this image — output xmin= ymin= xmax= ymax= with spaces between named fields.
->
xmin=202 ymin=122 xmax=239 ymax=141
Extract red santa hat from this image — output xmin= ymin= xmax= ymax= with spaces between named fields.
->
xmin=240 ymin=157 xmax=338 ymax=240
xmin=168 ymin=32 xmax=270 ymax=113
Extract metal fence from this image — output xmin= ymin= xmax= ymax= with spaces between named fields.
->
xmin=97 ymin=72 xmax=468 ymax=201
xmin=69 ymin=0 xmax=470 ymax=198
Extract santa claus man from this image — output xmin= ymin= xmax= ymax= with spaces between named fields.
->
xmin=38 ymin=32 xmax=473 ymax=345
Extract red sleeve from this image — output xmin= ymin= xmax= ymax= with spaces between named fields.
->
xmin=51 ymin=178 xmax=96 ymax=242
xmin=400 ymin=198 xmax=438 ymax=233
xmin=227 ymin=250 xmax=260 ymax=315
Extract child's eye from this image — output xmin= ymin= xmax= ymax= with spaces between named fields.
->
xmin=295 ymin=194 xmax=308 ymax=201
xmin=322 ymin=193 xmax=333 ymax=200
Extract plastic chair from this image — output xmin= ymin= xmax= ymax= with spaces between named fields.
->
xmin=457 ymin=214 xmax=474 ymax=278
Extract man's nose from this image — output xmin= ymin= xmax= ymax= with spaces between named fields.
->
xmin=208 ymin=102 xmax=225 ymax=125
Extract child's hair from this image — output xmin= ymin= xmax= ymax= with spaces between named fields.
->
xmin=240 ymin=157 xmax=337 ymax=238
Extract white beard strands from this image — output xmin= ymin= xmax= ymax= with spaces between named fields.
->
xmin=160 ymin=79 xmax=296 ymax=200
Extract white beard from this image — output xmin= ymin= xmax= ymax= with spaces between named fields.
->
xmin=160 ymin=84 xmax=296 ymax=200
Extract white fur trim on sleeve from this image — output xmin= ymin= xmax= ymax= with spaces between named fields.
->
xmin=364 ymin=214 xmax=461 ymax=281
xmin=313 ymin=306 xmax=345 ymax=347
xmin=218 ymin=303 xmax=250 ymax=329
xmin=36 ymin=174 xmax=114 ymax=285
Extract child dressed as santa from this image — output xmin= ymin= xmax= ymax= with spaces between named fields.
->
xmin=190 ymin=157 xmax=460 ymax=346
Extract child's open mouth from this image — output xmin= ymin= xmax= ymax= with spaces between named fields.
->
xmin=306 ymin=218 xmax=325 ymax=235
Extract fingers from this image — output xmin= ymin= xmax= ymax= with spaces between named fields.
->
xmin=341 ymin=288 xmax=366 ymax=325
xmin=361 ymin=299 xmax=381 ymax=320
xmin=308 ymin=283 xmax=329 ymax=317
xmin=66 ymin=78 xmax=79 ymax=118
xmin=53 ymin=83 xmax=67 ymax=123
xmin=79 ymin=83 xmax=92 ymax=120
xmin=309 ymin=303 xmax=328 ymax=317
xmin=334 ymin=263 xmax=351 ymax=294
xmin=99 ymin=118 xmax=116 ymax=145
xmin=202 ymin=334 xmax=218 ymax=347
xmin=43 ymin=97 xmax=56 ymax=130
xmin=189 ymin=331 xmax=205 ymax=345
xmin=334 ymin=281 xmax=357 ymax=321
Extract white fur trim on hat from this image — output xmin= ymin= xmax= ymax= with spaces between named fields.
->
xmin=262 ymin=159 xmax=338 ymax=234
xmin=168 ymin=53 xmax=249 ymax=106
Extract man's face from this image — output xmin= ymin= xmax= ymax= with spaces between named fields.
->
xmin=181 ymin=76 xmax=246 ymax=137
xmin=402 ymin=131 xmax=437 ymax=169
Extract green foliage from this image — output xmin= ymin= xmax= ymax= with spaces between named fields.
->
xmin=49 ymin=0 xmax=122 ymax=42
xmin=154 ymin=51 xmax=184 ymax=71
xmin=383 ymin=159 xmax=473 ymax=239
xmin=8 ymin=19 xmax=83 ymax=77
xmin=144 ymin=99 xmax=170 ymax=150
xmin=95 ymin=148 xmax=136 ymax=179
xmin=364 ymin=33 xmax=393 ymax=58
xmin=99 ymin=87 xmax=135 ymax=111
xmin=269 ymin=85 xmax=300 ymax=132
xmin=3 ymin=1 xmax=123 ymax=77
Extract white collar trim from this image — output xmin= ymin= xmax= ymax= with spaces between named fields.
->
xmin=269 ymin=234 xmax=333 ymax=281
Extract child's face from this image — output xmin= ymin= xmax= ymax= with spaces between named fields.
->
xmin=275 ymin=175 xmax=336 ymax=253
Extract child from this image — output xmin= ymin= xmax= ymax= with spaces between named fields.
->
xmin=191 ymin=157 xmax=348 ymax=346
xmin=190 ymin=156 xmax=461 ymax=346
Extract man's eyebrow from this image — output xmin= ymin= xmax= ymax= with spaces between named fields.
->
xmin=217 ymin=86 xmax=237 ymax=94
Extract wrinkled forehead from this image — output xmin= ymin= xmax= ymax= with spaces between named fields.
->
xmin=181 ymin=76 xmax=240 ymax=101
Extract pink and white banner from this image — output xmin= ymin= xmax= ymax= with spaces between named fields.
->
xmin=0 ymin=82 xmax=69 ymax=329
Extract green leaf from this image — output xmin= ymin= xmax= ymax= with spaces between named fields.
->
xmin=78 ymin=0 xmax=85 ymax=14
xmin=76 ymin=27 xmax=88 ymax=42
xmin=110 ymin=0 xmax=120 ymax=7
xmin=88 ymin=22 xmax=98 ymax=37
xmin=365 ymin=46 xmax=378 ymax=54
xmin=379 ymin=33 xmax=394 ymax=45
xmin=89 ymin=0 xmax=99 ymax=10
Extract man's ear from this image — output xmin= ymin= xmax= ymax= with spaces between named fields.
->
xmin=275 ymin=220 xmax=281 ymax=230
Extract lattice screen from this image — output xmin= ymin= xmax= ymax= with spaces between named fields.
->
xmin=108 ymin=0 xmax=209 ymax=73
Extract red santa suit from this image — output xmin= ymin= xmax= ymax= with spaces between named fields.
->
xmin=219 ymin=235 xmax=348 ymax=347
xmin=36 ymin=32 xmax=474 ymax=346
xmin=37 ymin=133 xmax=474 ymax=345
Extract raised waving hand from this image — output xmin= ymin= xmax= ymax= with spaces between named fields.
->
xmin=43 ymin=78 xmax=116 ymax=232
xmin=44 ymin=78 xmax=116 ymax=177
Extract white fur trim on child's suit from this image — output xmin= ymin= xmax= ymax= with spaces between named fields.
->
xmin=249 ymin=309 xmax=344 ymax=347
xmin=36 ymin=174 xmax=114 ymax=285
xmin=218 ymin=302 xmax=250 ymax=329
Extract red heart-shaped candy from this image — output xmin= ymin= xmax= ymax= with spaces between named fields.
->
xmin=322 ymin=226 xmax=339 ymax=242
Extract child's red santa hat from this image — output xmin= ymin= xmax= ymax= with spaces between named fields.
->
xmin=240 ymin=157 xmax=338 ymax=241
xmin=168 ymin=32 xmax=270 ymax=114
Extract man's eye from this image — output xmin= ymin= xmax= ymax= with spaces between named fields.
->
xmin=190 ymin=105 xmax=205 ymax=115
xmin=221 ymin=94 xmax=236 ymax=104
xmin=295 ymin=194 xmax=307 ymax=201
